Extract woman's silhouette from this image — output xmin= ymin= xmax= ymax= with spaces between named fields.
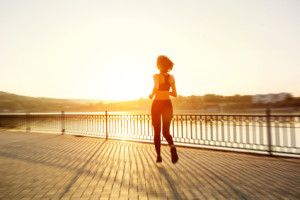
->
xmin=149 ymin=55 xmax=179 ymax=163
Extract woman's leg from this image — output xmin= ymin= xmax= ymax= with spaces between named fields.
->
xmin=162 ymin=101 xmax=178 ymax=163
xmin=162 ymin=101 xmax=174 ymax=146
xmin=151 ymin=101 xmax=162 ymax=156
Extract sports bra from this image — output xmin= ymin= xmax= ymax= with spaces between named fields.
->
xmin=158 ymin=74 xmax=171 ymax=91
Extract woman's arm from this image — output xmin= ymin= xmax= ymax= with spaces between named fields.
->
xmin=169 ymin=75 xmax=177 ymax=97
xmin=149 ymin=75 xmax=159 ymax=99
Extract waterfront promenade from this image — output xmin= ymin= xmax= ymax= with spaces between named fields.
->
xmin=0 ymin=131 xmax=299 ymax=200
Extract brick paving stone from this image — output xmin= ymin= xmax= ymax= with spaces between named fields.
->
xmin=0 ymin=131 xmax=299 ymax=200
xmin=99 ymin=194 xmax=110 ymax=200
xmin=139 ymin=196 xmax=148 ymax=200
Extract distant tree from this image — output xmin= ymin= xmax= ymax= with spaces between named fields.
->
xmin=284 ymin=93 xmax=293 ymax=101
xmin=203 ymin=94 xmax=223 ymax=103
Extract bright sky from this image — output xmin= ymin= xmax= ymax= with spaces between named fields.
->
xmin=1 ymin=0 xmax=299 ymax=101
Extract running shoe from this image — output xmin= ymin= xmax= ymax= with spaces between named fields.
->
xmin=156 ymin=155 xmax=162 ymax=163
xmin=170 ymin=147 xmax=178 ymax=163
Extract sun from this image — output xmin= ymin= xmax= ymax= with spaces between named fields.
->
xmin=107 ymin=79 xmax=152 ymax=101
xmin=77 ymin=61 xmax=155 ymax=101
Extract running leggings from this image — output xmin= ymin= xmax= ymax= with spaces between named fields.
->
xmin=151 ymin=100 xmax=174 ymax=155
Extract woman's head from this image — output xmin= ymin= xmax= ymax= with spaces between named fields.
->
xmin=157 ymin=55 xmax=174 ymax=73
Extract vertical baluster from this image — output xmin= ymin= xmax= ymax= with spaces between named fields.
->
xmin=135 ymin=115 xmax=137 ymax=139
xmin=180 ymin=115 xmax=183 ymax=142
xmin=88 ymin=114 xmax=90 ymax=135
xmin=108 ymin=115 xmax=111 ymax=137
xmin=89 ymin=114 xmax=92 ymax=135
xmin=274 ymin=116 xmax=280 ymax=152
xmin=89 ymin=115 xmax=92 ymax=135
xmin=195 ymin=115 xmax=197 ymax=144
xmin=86 ymin=115 xmax=89 ymax=135
xmin=147 ymin=114 xmax=150 ymax=139
xmin=210 ymin=116 xmax=213 ymax=145
xmin=259 ymin=116 xmax=264 ymax=150
xmin=94 ymin=115 xmax=96 ymax=136
xmin=213 ymin=116 xmax=216 ymax=145
xmin=190 ymin=115 xmax=193 ymax=143
xmin=120 ymin=115 xmax=122 ymax=137
xmin=95 ymin=115 xmax=98 ymax=136
xmin=252 ymin=116 xmax=256 ymax=149
xmin=85 ymin=114 xmax=87 ymax=135
xmin=140 ymin=115 xmax=142 ymax=139
xmin=216 ymin=116 xmax=219 ymax=146
xmin=200 ymin=115 xmax=203 ymax=143
xmin=205 ymin=115 xmax=207 ymax=143
xmin=114 ymin=115 xmax=117 ymax=137
xmin=73 ymin=114 xmax=75 ymax=133
xmin=120 ymin=115 xmax=122 ymax=136
xmin=94 ymin=114 xmax=98 ymax=136
xmin=130 ymin=115 xmax=135 ymax=138
xmin=176 ymin=115 xmax=179 ymax=140
xmin=81 ymin=114 xmax=83 ymax=134
xmin=100 ymin=115 xmax=102 ymax=134
xmin=105 ymin=111 xmax=108 ymax=139
xmin=136 ymin=115 xmax=138 ymax=139
xmin=239 ymin=116 xmax=243 ymax=148
xmin=83 ymin=115 xmax=85 ymax=134
xmin=185 ymin=115 xmax=187 ymax=142
xmin=121 ymin=115 xmax=123 ymax=137
xmin=227 ymin=116 xmax=231 ymax=147
xmin=79 ymin=115 xmax=85 ymax=133
xmin=79 ymin=115 xmax=82 ymax=134
xmin=172 ymin=116 xmax=175 ymax=141
xmin=143 ymin=115 xmax=145 ymax=139
xmin=61 ymin=111 xmax=65 ymax=134
xmin=99 ymin=115 xmax=101 ymax=135
xmin=246 ymin=116 xmax=250 ymax=149
xmin=266 ymin=108 xmax=272 ymax=155
xmin=112 ymin=115 xmax=115 ymax=137
xmin=26 ymin=112 xmax=30 ymax=132
xmin=221 ymin=116 xmax=225 ymax=146
xmin=290 ymin=116 xmax=296 ymax=152
xmin=99 ymin=115 xmax=101 ymax=136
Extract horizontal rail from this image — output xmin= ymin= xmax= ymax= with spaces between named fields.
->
xmin=0 ymin=111 xmax=299 ymax=157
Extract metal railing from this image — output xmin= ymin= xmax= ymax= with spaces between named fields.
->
xmin=0 ymin=110 xmax=299 ymax=156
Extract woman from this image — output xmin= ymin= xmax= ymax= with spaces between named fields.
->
xmin=149 ymin=55 xmax=179 ymax=164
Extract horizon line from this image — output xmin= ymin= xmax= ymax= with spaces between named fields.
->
xmin=1 ymin=90 xmax=298 ymax=102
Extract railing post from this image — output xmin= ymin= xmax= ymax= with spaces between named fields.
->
xmin=26 ymin=112 xmax=30 ymax=132
xmin=105 ymin=110 xmax=108 ymax=139
xmin=61 ymin=111 xmax=65 ymax=134
xmin=266 ymin=108 xmax=272 ymax=156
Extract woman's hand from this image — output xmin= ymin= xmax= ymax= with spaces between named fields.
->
xmin=169 ymin=91 xmax=177 ymax=97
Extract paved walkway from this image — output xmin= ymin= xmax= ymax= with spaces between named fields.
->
xmin=0 ymin=131 xmax=299 ymax=200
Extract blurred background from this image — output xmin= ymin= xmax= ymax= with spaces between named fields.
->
xmin=0 ymin=0 xmax=299 ymax=114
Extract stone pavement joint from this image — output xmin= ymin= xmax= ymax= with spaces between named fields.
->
xmin=0 ymin=131 xmax=299 ymax=200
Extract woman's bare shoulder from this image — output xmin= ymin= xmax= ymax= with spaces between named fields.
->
xmin=169 ymin=74 xmax=175 ymax=82
xmin=154 ymin=74 xmax=162 ymax=83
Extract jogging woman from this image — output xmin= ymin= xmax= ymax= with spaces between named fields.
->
xmin=149 ymin=55 xmax=179 ymax=164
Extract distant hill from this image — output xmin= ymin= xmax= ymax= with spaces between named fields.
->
xmin=0 ymin=91 xmax=104 ymax=113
